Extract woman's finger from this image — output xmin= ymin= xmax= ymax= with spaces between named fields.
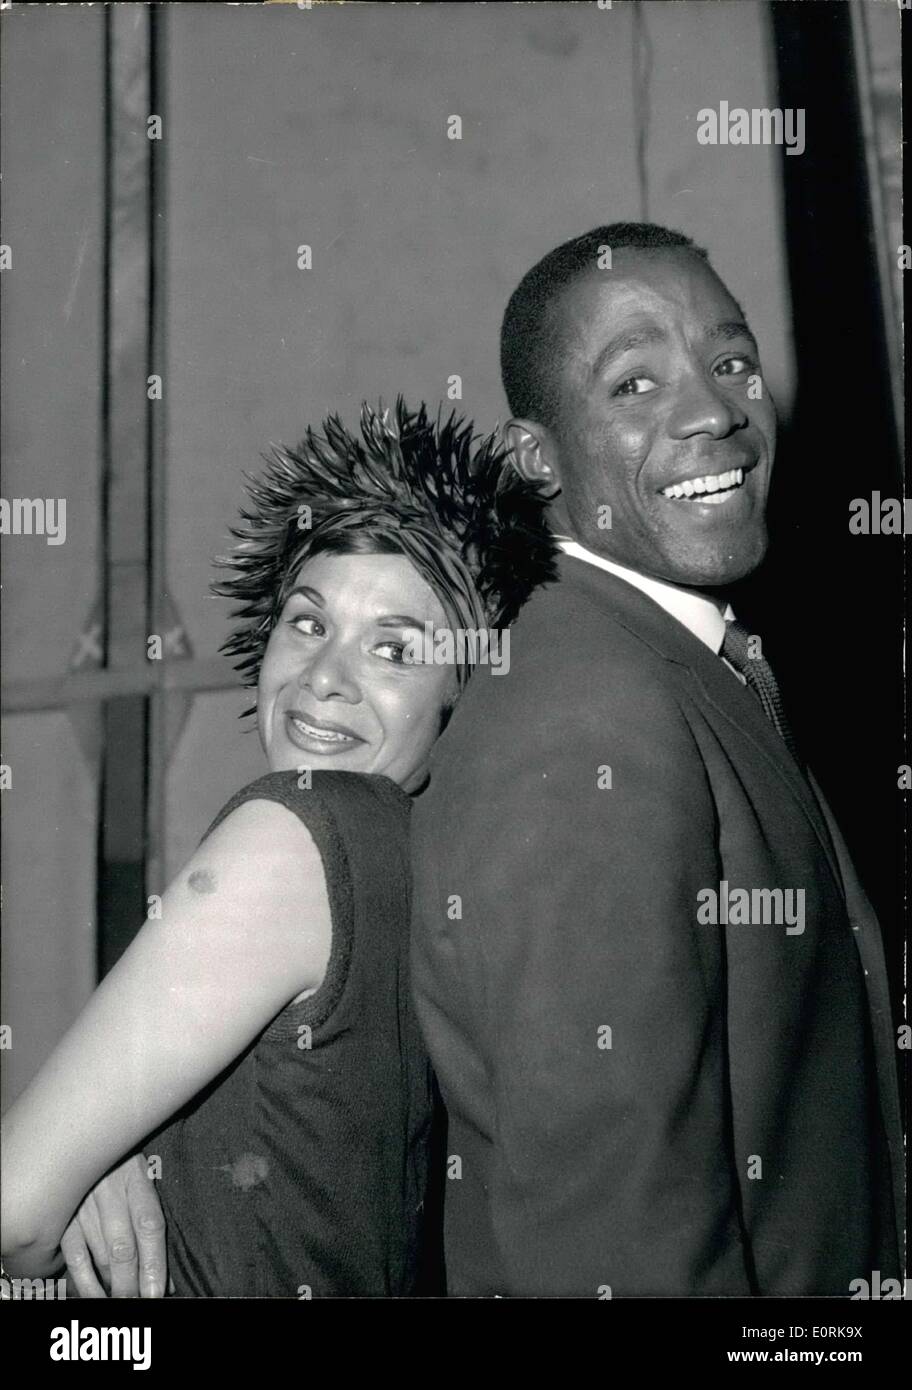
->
xmin=60 ymin=1213 xmax=108 ymax=1299
xmin=94 ymin=1177 xmax=142 ymax=1298
xmin=124 ymin=1160 xmax=168 ymax=1298
xmin=76 ymin=1194 xmax=113 ymax=1293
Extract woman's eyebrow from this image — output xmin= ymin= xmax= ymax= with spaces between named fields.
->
xmin=287 ymin=585 xmax=325 ymax=606
xmin=375 ymin=614 xmax=430 ymax=630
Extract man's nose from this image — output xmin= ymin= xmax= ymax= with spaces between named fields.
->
xmin=667 ymin=371 xmax=747 ymax=440
xmin=299 ymin=643 xmax=361 ymax=703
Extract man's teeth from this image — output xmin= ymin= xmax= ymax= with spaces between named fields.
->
xmin=291 ymin=717 xmax=351 ymax=743
xmin=661 ymin=467 xmax=744 ymax=501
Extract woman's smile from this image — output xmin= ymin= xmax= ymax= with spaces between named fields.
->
xmin=283 ymin=708 xmax=367 ymax=754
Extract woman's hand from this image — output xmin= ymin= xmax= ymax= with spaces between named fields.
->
xmin=61 ymin=1154 xmax=168 ymax=1298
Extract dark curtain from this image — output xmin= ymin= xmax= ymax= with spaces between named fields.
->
xmin=735 ymin=2 xmax=905 ymax=1019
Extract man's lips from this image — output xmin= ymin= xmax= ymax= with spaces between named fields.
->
xmin=657 ymin=460 xmax=759 ymax=503
xmin=283 ymin=709 xmax=366 ymax=750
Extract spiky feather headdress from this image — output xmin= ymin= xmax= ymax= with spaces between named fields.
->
xmin=213 ymin=396 xmax=558 ymax=697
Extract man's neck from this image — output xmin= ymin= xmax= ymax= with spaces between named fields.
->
xmin=553 ymin=534 xmax=730 ymax=607
xmin=554 ymin=535 xmax=734 ymax=654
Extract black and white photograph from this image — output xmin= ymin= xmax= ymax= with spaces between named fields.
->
xmin=0 ymin=0 xmax=907 ymax=1366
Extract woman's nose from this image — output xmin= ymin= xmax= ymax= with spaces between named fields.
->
xmin=299 ymin=643 xmax=361 ymax=703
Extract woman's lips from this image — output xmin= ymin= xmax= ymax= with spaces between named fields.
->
xmin=283 ymin=709 xmax=366 ymax=755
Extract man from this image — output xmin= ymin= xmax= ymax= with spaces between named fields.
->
xmin=59 ymin=223 xmax=903 ymax=1299
xmin=408 ymin=223 xmax=903 ymax=1296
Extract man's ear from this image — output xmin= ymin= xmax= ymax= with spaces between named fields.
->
xmin=502 ymin=419 xmax=561 ymax=498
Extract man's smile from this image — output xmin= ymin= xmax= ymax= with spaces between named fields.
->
xmin=654 ymin=466 xmax=760 ymax=525
xmin=660 ymin=466 xmax=745 ymax=500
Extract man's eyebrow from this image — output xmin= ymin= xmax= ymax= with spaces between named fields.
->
xmin=591 ymin=325 xmax=668 ymax=377
xmin=590 ymin=319 xmax=760 ymax=378
xmin=705 ymin=320 xmax=759 ymax=350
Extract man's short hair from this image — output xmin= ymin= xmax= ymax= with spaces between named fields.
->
xmin=500 ymin=222 xmax=709 ymax=427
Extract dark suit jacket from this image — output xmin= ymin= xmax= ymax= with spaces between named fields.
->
xmin=410 ymin=554 xmax=904 ymax=1296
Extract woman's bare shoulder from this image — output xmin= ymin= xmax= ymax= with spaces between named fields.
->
xmin=175 ymin=793 xmax=331 ymax=943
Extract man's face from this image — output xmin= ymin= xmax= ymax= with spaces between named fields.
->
xmin=543 ymin=248 xmax=777 ymax=586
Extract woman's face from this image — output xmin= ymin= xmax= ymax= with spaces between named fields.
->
xmin=257 ymin=551 xmax=459 ymax=792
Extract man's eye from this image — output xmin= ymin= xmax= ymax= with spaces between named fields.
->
xmin=715 ymin=356 xmax=756 ymax=377
xmin=613 ymin=375 xmax=657 ymax=397
xmin=288 ymin=614 xmax=325 ymax=637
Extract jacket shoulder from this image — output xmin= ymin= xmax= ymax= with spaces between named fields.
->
xmin=434 ymin=573 xmax=689 ymax=765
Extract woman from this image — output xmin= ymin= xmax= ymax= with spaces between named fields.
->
xmin=1 ymin=398 xmax=556 ymax=1296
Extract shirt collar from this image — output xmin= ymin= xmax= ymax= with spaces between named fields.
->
xmin=556 ymin=537 xmax=735 ymax=656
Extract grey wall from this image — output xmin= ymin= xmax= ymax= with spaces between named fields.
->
xmin=161 ymin=0 xmax=793 ymax=876
xmin=2 ymin=0 xmax=793 ymax=1101
xmin=1 ymin=5 xmax=105 ymax=1104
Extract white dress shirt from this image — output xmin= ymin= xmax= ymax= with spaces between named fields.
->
xmin=556 ymin=536 xmax=744 ymax=679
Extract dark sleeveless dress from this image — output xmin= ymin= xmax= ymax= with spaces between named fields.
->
xmin=150 ymin=769 xmax=434 ymax=1297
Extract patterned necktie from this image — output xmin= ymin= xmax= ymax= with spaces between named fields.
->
xmin=721 ymin=618 xmax=801 ymax=764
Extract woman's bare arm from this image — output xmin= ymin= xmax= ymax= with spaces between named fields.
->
xmin=1 ymin=797 xmax=331 ymax=1277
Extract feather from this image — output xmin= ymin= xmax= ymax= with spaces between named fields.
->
xmin=213 ymin=398 xmax=558 ymax=693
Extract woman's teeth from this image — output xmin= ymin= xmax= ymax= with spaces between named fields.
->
xmin=290 ymin=716 xmax=353 ymax=744
xmin=661 ymin=467 xmax=745 ymax=502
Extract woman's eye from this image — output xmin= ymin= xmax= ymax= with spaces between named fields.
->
xmin=715 ymin=355 xmax=756 ymax=377
xmin=288 ymin=614 xmax=325 ymax=638
xmin=613 ymin=375 xmax=657 ymax=397
xmin=373 ymin=640 xmax=420 ymax=665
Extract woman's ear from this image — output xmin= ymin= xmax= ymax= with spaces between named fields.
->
xmin=502 ymin=419 xmax=562 ymax=498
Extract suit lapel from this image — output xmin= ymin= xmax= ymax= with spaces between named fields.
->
xmin=558 ymin=555 xmax=846 ymax=894
xmin=685 ymin=637 xmax=846 ymax=893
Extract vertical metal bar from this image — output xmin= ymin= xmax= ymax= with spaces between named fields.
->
xmin=146 ymin=2 xmax=170 ymax=901
xmin=848 ymin=0 xmax=903 ymax=457
xmin=97 ymin=3 xmax=153 ymax=975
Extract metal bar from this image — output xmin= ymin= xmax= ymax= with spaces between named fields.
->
xmin=97 ymin=3 xmax=154 ymax=976
xmin=848 ymin=0 xmax=903 ymax=457
xmin=1 ymin=657 xmax=237 ymax=713
xmin=145 ymin=1 xmax=171 ymax=899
